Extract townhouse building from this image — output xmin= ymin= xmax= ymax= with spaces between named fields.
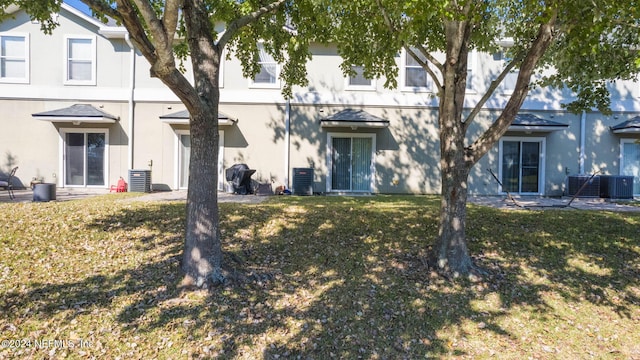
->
xmin=1 ymin=3 xmax=639 ymax=198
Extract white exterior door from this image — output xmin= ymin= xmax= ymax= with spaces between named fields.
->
xmin=327 ymin=133 xmax=375 ymax=193
xmin=60 ymin=129 xmax=108 ymax=187
xmin=176 ymin=130 xmax=224 ymax=191
xmin=621 ymin=139 xmax=640 ymax=195
xmin=499 ymin=137 xmax=545 ymax=195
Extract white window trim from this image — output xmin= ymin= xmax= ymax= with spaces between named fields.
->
xmin=0 ymin=32 xmax=29 ymax=84
xmin=218 ymin=48 xmax=225 ymax=88
xmin=63 ymin=35 xmax=97 ymax=86
xmin=498 ymin=136 xmax=546 ymax=195
xmin=248 ymin=43 xmax=281 ymax=89
xmin=466 ymin=49 xmax=477 ymax=94
xmin=400 ymin=48 xmax=431 ymax=93
xmin=325 ymin=132 xmax=377 ymax=193
xmin=619 ymin=138 xmax=640 ymax=195
xmin=345 ymin=65 xmax=376 ymax=91
xmin=495 ymin=50 xmax=518 ymax=95
xmin=58 ymin=127 xmax=109 ymax=188
xmin=174 ymin=130 xmax=225 ymax=191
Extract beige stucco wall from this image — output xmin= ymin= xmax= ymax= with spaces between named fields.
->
xmin=3 ymin=6 xmax=640 ymax=196
xmin=0 ymin=100 xmax=128 ymax=189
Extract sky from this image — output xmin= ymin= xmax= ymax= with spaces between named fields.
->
xmin=64 ymin=0 xmax=92 ymax=15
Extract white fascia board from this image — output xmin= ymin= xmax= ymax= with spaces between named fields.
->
xmin=161 ymin=118 xmax=236 ymax=126
xmin=508 ymin=125 xmax=566 ymax=132
xmin=99 ymin=27 xmax=128 ymax=39
xmin=612 ymin=128 xmax=640 ymax=134
xmin=34 ymin=116 xmax=116 ymax=124
xmin=321 ymin=120 xmax=389 ymax=128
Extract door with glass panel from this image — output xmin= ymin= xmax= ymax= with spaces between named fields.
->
xmin=621 ymin=140 xmax=640 ymax=195
xmin=501 ymin=139 xmax=542 ymax=194
xmin=64 ymin=132 xmax=106 ymax=186
xmin=178 ymin=131 xmax=224 ymax=190
xmin=330 ymin=136 xmax=373 ymax=192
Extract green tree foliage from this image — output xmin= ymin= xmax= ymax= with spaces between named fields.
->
xmin=0 ymin=0 xmax=328 ymax=287
xmin=322 ymin=0 xmax=640 ymax=277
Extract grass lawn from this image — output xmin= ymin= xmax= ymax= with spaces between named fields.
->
xmin=1 ymin=194 xmax=639 ymax=359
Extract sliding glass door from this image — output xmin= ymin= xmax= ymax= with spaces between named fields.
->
xmin=621 ymin=140 xmax=640 ymax=195
xmin=500 ymin=138 xmax=544 ymax=194
xmin=328 ymin=134 xmax=374 ymax=192
xmin=176 ymin=130 xmax=225 ymax=190
xmin=63 ymin=130 xmax=107 ymax=187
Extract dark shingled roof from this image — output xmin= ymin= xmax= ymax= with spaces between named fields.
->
xmin=322 ymin=109 xmax=389 ymax=124
xmin=32 ymin=104 xmax=119 ymax=120
xmin=611 ymin=116 xmax=640 ymax=133
xmin=511 ymin=113 xmax=567 ymax=128
xmin=320 ymin=109 xmax=390 ymax=129
xmin=159 ymin=109 xmax=232 ymax=120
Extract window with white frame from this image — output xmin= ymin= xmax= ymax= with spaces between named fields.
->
xmin=499 ymin=137 xmax=545 ymax=194
xmin=175 ymin=130 xmax=225 ymax=191
xmin=326 ymin=132 xmax=376 ymax=193
xmin=346 ymin=65 xmax=375 ymax=90
xmin=466 ymin=50 xmax=476 ymax=93
xmin=218 ymin=49 xmax=225 ymax=88
xmin=402 ymin=48 xmax=430 ymax=91
xmin=494 ymin=51 xmax=518 ymax=95
xmin=64 ymin=36 xmax=96 ymax=85
xmin=0 ymin=33 xmax=29 ymax=83
xmin=250 ymin=43 xmax=279 ymax=88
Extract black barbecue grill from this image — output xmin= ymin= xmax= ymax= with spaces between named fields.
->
xmin=225 ymin=164 xmax=256 ymax=195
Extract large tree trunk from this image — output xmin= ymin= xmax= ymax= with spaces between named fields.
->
xmin=430 ymin=18 xmax=477 ymax=277
xmin=432 ymin=135 xmax=474 ymax=276
xmin=182 ymin=103 xmax=223 ymax=286
xmin=180 ymin=0 xmax=225 ymax=287
xmin=429 ymin=12 xmax=556 ymax=278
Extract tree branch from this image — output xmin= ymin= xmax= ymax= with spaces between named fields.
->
xmin=374 ymin=0 xmax=444 ymax=91
xmin=466 ymin=11 xmax=557 ymax=165
xmin=218 ymin=0 xmax=287 ymax=47
xmin=111 ymin=0 xmax=157 ymax=61
xmin=463 ymin=51 xmax=525 ymax=133
xmin=131 ymin=0 xmax=171 ymax=53
xmin=163 ymin=0 xmax=183 ymax=45
xmin=417 ymin=45 xmax=444 ymax=74
xmin=405 ymin=45 xmax=443 ymax=91
xmin=81 ymin=0 xmax=123 ymax=23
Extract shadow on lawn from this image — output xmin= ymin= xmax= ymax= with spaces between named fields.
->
xmin=466 ymin=206 xmax=640 ymax=318
xmin=2 ymin=197 xmax=639 ymax=358
xmin=1 ymin=202 xmax=185 ymax=326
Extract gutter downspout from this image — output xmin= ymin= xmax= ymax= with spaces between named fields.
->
xmin=284 ymin=100 xmax=291 ymax=189
xmin=579 ymin=110 xmax=586 ymax=174
xmin=125 ymin=34 xmax=136 ymax=170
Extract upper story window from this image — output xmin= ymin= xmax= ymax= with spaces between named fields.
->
xmin=250 ymin=43 xmax=280 ymax=88
xmin=64 ymin=35 xmax=96 ymax=85
xmin=466 ymin=50 xmax=476 ymax=93
xmin=402 ymin=48 xmax=430 ymax=91
xmin=0 ymin=33 xmax=29 ymax=83
xmin=346 ymin=65 xmax=376 ymax=91
xmin=218 ymin=49 xmax=225 ymax=88
xmin=494 ymin=51 xmax=518 ymax=95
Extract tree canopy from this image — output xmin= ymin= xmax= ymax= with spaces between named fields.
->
xmin=326 ymin=0 xmax=639 ymax=113
xmin=322 ymin=0 xmax=640 ymax=277
xmin=0 ymin=0 xmax=328 ymax=287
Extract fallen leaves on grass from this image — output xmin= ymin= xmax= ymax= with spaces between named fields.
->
xmin=0 ymin=195 xmax=639 ymax=359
